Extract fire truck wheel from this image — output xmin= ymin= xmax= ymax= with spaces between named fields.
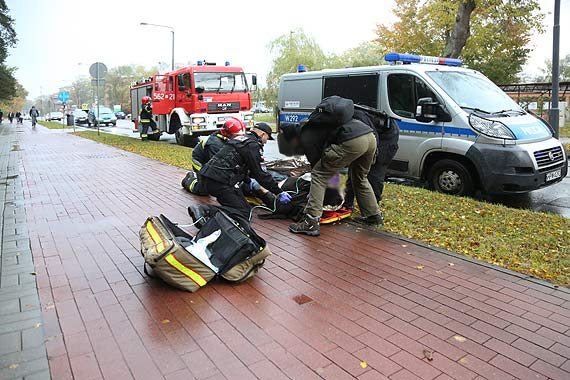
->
xmin=175 ymin=130 xmax=199 ymax=147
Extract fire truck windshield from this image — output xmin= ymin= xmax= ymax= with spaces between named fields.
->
xmin=194 ymin=72 xmax=248 ymax=93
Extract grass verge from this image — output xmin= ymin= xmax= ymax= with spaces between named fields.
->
xmin=73 ymin=130 xmax=570 ymax=286
xmin=253 ymin=113 xmax=276 ymax=123
xmin=71 ymin=131 xmax=194 ymax=171
xmin=39 ymin=121 xmax=71 ymax=129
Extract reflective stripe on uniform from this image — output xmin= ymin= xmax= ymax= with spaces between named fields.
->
xmin=145 ymin=220 xmax=165 ymax=252
xmin=189 ymin=178 xmax=198 ymax=191
xmin=164 ymin=254 xmax=207 ymax=286
xmin=191 ymin=161 xmax=202 ymax=171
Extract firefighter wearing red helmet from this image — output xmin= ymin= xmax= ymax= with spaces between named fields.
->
xmin=181 ymin=117 xmax=246 ymax=195
xmin=199 ymin=121 xmax=291 ymax=220
xmin=139 ymin=96 xmax=160 ymax=140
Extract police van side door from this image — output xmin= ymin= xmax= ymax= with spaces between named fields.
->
xmin=384 ymin=72 xmax=444 ymax=179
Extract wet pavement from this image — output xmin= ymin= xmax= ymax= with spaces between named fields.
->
xmin=1 ymin=120 xmax=569 ymax=380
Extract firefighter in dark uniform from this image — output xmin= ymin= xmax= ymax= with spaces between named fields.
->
xmin=200 ymin=122 xmax=292 ymax=220
xmin=139 ymin=96 xmax=160 ymax=140
xmin=181 ymin=117 xmax=245 ymax=195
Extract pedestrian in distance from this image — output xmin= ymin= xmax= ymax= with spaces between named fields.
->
xmin=15 ymin=111 xmax=22 ymax=124
xmin=8 ymin=112 xmax=14 ymax=124
xmin=139 ymin=96 xmax=160 ymax=141
xmin=181 ymin=117 xmax=246 ymax=195
xmin=199 ymin=122 xmax=292 ymax=220
xmin=29 ymin=106 xmax=40 ymax=128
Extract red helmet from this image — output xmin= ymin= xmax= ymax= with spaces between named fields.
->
xmin=220 ymin=117 xmax=246 ymax=137
xmin=141 ymin=96 xmax=151 ymax=104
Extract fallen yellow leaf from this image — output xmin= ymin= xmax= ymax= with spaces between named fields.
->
xmin=360 ymin=361 xmax=368 ymax=368
xmin=161 ymin=319 xmax=170 ymax=324
xmin=448 ymin=262 xmax=455 ymax=266
xmin=453 ymin=335 xmax=466 ymax=342
xmin=416 ymin=265 xmax=424 ymax=270
xmin=33 ymin=323 xmax=42 ymax=328
xmin=8 ymin=363 xmax=19 ymax=369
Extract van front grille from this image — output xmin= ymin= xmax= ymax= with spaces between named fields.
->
xmin=534 ymin=146 xmax=564 ymax=170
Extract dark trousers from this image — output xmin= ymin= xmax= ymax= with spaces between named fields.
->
xmin=203 ymin=178 xmax=251 ymax=220
xmin=344 ymin=141 xmax=398 ymax=208
xmin=140 ymin=120 xmax=158 ymax=135
xmin=189 ymin=170 xmax=208 ymax=195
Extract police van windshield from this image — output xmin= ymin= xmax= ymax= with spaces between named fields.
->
xmin=194 ymin=72 xmax=248 ymax=93
xmin=427 ymin=71 xmax=523 ymax=115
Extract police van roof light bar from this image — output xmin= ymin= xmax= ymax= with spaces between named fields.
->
xmin=385 ymin=52 xmax=462 ymax=67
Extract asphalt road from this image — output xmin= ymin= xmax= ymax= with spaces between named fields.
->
xmin=94 ymin=120 xmax=570 ymax=218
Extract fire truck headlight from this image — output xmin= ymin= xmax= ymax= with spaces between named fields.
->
xmin=192 ymin=117 xmax=205 ymax=124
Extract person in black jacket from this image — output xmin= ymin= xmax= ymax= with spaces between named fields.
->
xmin=343 ymin=107 xmax=399 ymax=210
xmin=139 ymin=96 xmax=160 ymax=140
xmin=286 ymin=96 xmax=383 ymax=236
xmin=200 ymin=122 xmax=292 ymax=220
xmin=181 ymin=117 xmax=245 ymax=195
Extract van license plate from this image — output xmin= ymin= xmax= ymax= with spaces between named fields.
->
xmin=546 ymin=169 xmax=562 ymax=182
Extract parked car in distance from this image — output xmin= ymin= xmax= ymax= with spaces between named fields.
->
xmin=47 ymin=112 xmax=64 ymax=121
xmin=88 ymin=107 xmax=117 ymax=126
xmin=115 ymin=111 xmax=126 ymax=119
xmin=23 ymin=114 xmax=32 ymax=120
xmin=73 ymin=109 xmax=89 ymax=125
xmin=252 ymin=104 xmax=272 ymax=113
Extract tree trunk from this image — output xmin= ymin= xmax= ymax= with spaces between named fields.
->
xmin=443 ymin=0 xmax=476 ymax=58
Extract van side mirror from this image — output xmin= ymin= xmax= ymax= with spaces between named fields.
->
xmin=415 ymin=97 xmax=452 ymax=123
xmin=196 ymin=86 xmax=205 ymax=94
xmin=251 ymin=75 xmax=257 ymax=86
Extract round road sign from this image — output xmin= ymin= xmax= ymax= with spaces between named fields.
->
xmin=89 ymin=62 xmax=108 ymax=79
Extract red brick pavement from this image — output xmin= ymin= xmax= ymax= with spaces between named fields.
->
xmin=19 ymin=129 xmax=570 ymax=379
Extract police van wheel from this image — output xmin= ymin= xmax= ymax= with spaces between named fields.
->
xmin=428 ymin=159 xmax=474 ymax=196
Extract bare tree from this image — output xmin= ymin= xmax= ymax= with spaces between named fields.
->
xmin=442 ymin=0 xmax=476 ymax=58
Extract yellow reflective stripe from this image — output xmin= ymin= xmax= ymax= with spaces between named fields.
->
xmin=192 ymin=161 xmax=202 ymax=171
xmin=164 ymin=254 xmax=207 ymax=286
xmin=146 ymin=220 xmax=165 ymax=252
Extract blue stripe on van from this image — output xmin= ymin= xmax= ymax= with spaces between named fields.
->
xmin=396 ymin=121 xmax=477 ymax=137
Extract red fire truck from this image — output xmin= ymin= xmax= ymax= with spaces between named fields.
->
xmin=130 ymin=61 xmax=256 ymax=147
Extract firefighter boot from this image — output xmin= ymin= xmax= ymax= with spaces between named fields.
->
xmin=141 ymin=134 xmax=148 ymax=141
xmin=188 ymin=205 xmax=208 ymax=229
xmin=289 ymin=214 xmax=320 ymax=236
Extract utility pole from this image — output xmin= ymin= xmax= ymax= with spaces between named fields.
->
xmin=549 ymin=0 xmax=561 ymax=138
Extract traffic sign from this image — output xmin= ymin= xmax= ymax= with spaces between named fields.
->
xmin=89 ymin=62 xmax=107 ymax=79
xmin=58 ymin=91 xmax=70 ymax=103
xmin=91 ymin=79 xmax=105 ymax=86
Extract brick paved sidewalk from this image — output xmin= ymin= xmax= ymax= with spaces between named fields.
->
xmin=0 ymin=122 xmax=50 ymax=380
xmin=1 ymin=123 xmax=570 ymax=380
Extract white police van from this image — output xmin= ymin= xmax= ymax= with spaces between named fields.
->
xmin=276 ymin=53 xmax=568 ymax=196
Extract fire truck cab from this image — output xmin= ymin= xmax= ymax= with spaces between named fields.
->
xmin=130 ymin=61 xmax=256 ymax=147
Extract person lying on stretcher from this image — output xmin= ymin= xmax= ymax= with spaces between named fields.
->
xmin=242 ymin=171 xmax=352 ymax=224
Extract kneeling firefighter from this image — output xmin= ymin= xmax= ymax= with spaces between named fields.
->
xmin=200 ymin=122 xmax=292 ymax=220
xmin=182 ymin=117 xmax=245 ymax=195
xmin=139 ymin=96 xmax=160 ymax=141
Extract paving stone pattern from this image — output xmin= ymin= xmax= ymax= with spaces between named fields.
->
xmin=4 ymin=123 xmax=570 ymax=380
xmin=0 ymin=123 xmax=50 ymax=380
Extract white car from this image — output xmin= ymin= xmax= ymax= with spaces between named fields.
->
xmin=47 ymin=112 xmax=64 ymax=121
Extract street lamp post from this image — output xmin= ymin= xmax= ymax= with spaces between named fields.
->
xmin=140 ymin=22 xmax=175 ymax=70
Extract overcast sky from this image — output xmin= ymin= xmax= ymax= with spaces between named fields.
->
xmin=5 ymin=0 xmax=570 ymax=100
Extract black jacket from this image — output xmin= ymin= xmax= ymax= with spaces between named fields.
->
xmin=140 ymin=103 xmax=152 ymax=121
xmin=201 ymin=132 xmax=281 ymax=194
xmin=192 ymin=132 xmax=227 ymax=171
